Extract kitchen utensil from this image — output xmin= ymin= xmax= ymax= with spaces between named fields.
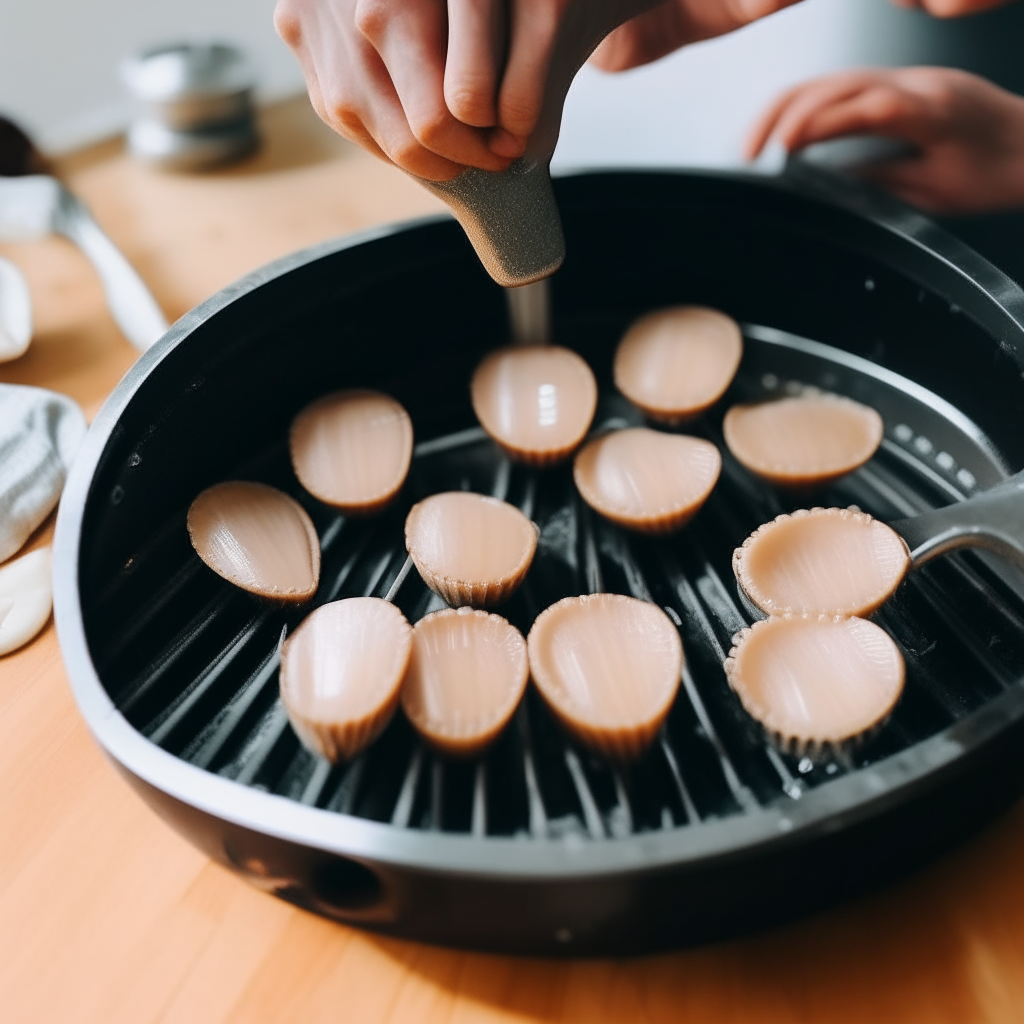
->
xmin=54 ymin=169 xmax=1024 ymax=955
xmin=120 ymin=42 xmax=259 ymax=170
xmin=0 ymin=174 xmax=168 ymax=351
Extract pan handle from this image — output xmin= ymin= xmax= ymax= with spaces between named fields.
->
xmin=891 ymin=470 xmax=1024 ymax=570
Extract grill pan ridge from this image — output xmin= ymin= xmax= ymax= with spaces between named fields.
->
xmin=55 ymin=170 xmax=1024 ymax=954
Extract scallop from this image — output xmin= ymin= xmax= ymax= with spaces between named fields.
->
xmin=187 ymin=481 xmax=320 ymax=601
xmin=724 ymin=614 xmax=905 ymax=757
xmin=723 ymin=393 xmax=883 ymax=487
xmin=614 ymin=305 xmax=742 ymax=423
xmin=401 ymin=607 xmax=528 ymax=758
xmin=573 ymin=427 xmax=721 ymax=534
xmin=290 ymin=389 xmax=413 ymax=515
xmin=405 ymin=491 xmax=537 ymax=608
xmin=470 ymin=345 xmax=597 ymax=465
xmin=527 ymin=593 xmax=683 ymax=760
xmin=280 ymin=597 xmax=413 ymax=762
xmin=734 ymin=507 xmax=911 ymax=617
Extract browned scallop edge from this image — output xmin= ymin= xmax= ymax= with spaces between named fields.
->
xmin=620 ymin=397 xmax=720 ymax=427
xmin=185 ymin=485 xmax=321 ymax=604
xmin=573 ymin=495 xmax=706 ymax=537
xmin=527 ymin=597 xmax=681 ymax=762
xmin=488 ymin=436 xmax=589 ymax=467
xmin=288 ymin=391 xmax=412 ymax=516
xmin=731 ymin=507 xmax=910 ymax=617
xmin=543 ymin=704 xmax=668 ymax=762
xmin=403 ymin=686 xmax=528 ymax=760
xmin=404 ymin=510 xmax=539 ymax=610
xmin=415 ymin=718 xmax=515 ymax=760
xmin=279 ymin=631 xmax=411 ymax=764
xmin=722 ymin=616 xmax=905 ymax=762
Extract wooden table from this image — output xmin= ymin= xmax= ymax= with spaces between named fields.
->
xmin=3 ymin=98 xmax=1024 ymax=1024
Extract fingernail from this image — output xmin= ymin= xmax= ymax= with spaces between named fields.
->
xmin=489 ymin=128 xmax=526 ymax=159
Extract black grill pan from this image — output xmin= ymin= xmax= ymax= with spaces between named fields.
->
xmin=54 ymin=170 xmax=1024 ymax=954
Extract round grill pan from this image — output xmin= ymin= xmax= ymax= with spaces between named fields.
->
xmin=55 ymin=169 xmax=1024 ymax=954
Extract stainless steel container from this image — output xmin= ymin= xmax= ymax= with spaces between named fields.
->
xmin=121 ymin=42 xmax=258 ymax=170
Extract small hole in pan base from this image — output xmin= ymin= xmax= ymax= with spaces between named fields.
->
xmin=312 ymin=856 xmax=384 ymax=911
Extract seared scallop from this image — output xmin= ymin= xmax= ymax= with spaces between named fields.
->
xmin=405 ymin=491 xmax=537 ymax=608
xmin=723 ymin=393 xmax=883 ymax=487
xmin=573 ymin=427 xmax=721 ymax=534
xmin=614 ymin=305 xmax=742 ymax=423
xmin=401 ymin=607 xmax=528 ymax=758
xmin=280 ymin=597 xmax=413 ymax=762
xmin=290 ymin=389 xmax=412 ymax=515
xmin=527 ymin=593 xmax=683 ymax=760
xmin=734 ymin=507 xmax=910 ymax=617
xmin=187 ymin=481 xmax=320 ymax=601
xmin=725 ymin=614 xmax=905 ymax=757
xmin=470 ymin=345 xmax=597 ymax=465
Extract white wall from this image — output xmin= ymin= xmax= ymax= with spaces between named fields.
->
xmin=0 ymin=0 xmax=304 ymax=152
xmin=2 ymin=0 xmax=1022 ymax=161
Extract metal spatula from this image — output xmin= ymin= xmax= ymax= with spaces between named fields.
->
xmin=893 ymin=471 xmax=1024 ymax=570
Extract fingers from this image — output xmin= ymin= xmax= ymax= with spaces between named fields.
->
xmin=593 ymin=0 xmax=804 ymax=73
xmin=745 ymin=81 xmax=812 ymax=159
xmin=790 ymin=86 xmax=937 ymax=152
xmin=750 ymin=72 xmax=888 ymax=157
xmin=356 ymin=0 xmax=512 ymax=172
xmin=745 ymin=70 xmax=943 ymax=161
xmin=445 ymin=0 xmax=506 ymax=128
xmin=491 ymin=0 xmax=563 ymax=156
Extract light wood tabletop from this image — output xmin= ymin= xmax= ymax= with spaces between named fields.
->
xmin=3 ymin=98 xmax=1024 ymax=1024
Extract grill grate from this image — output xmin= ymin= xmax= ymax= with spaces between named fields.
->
xmin=94 ymin=327 xmax=1024 ymax=842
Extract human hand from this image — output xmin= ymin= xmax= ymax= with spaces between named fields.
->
xmin=276 ymin=0 xmax=809 ymax=180
xmin=275 ymin=0 xmax=518 ymax=181
xmin=746 ymin=67 xmax=1024 ymax=214
xmin=276 ymin=0 xmax=666 ymax=180
xmin=888 ymin=0 xmax=1010 ymax=15
xmin=589 ymin=0 xmax=803 ymax=73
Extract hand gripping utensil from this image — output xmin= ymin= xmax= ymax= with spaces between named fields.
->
xmin=0 ymin=174 xmax=169 ymax=352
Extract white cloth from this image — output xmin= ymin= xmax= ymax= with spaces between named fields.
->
xmin=0 ymin=547 xmax=52 ymax=655
xmin=0 ymin=383 xmax=86 ymax=563
xmin=0 ymin=257 xmax=32 ymax=363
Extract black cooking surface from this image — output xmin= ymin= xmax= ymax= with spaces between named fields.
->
xmin=84 ymin=321 xmax=1024 ymax=842
xmin=60 ymin=171 xmax=1024 ymax=951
